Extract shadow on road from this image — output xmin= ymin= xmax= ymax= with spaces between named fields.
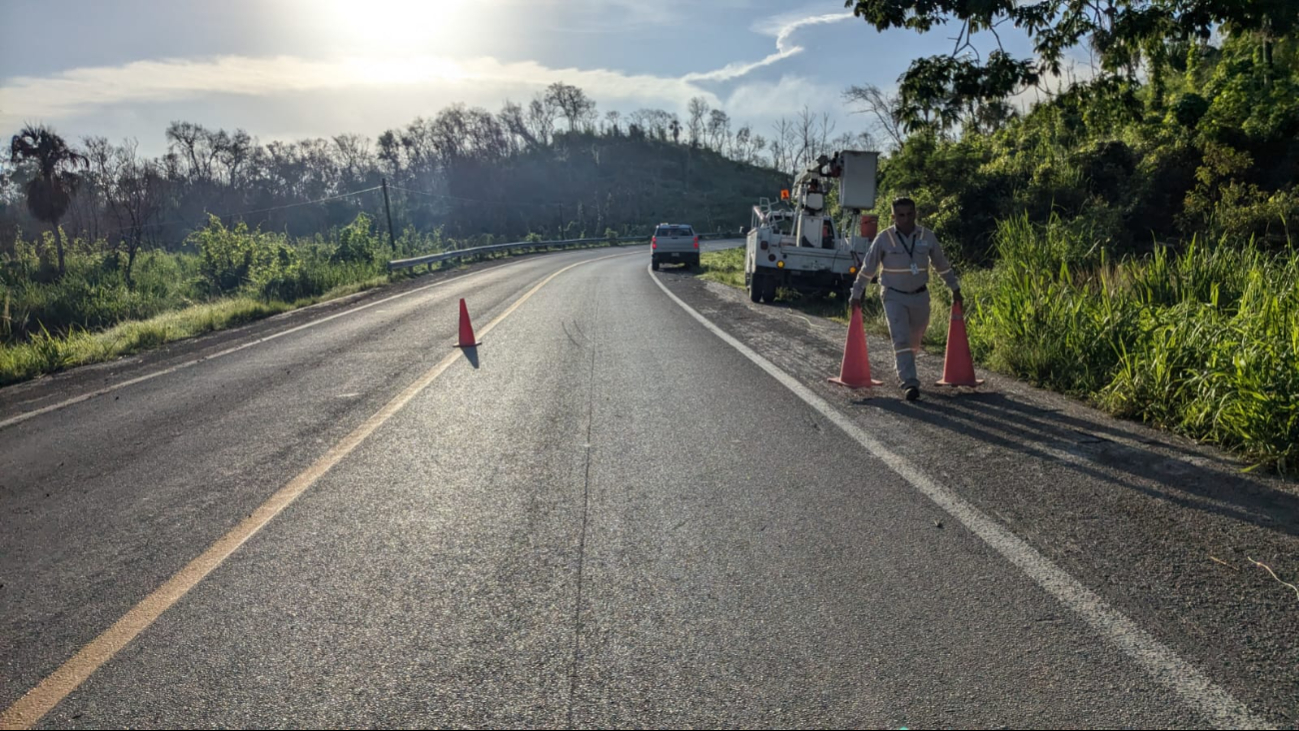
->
xmin=460 ymin=345 xmax=480 ymax=369
xmin=857 ymin=389 xmax=1299 ymax=538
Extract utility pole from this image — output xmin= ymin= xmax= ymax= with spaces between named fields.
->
xmin=381 ymin=177 xmax=396 ymax=251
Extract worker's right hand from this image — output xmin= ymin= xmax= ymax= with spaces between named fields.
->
xmin=849 ymin=295 xmax=862 ymax=310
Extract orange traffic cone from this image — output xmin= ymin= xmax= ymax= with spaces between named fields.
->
xmin=456 ymin=298 xmax=482 ymax=348
xmin=936 ymin=301 xmax=983 ymax=387
xmin=829 ymin=304 xmax=882 ymax=388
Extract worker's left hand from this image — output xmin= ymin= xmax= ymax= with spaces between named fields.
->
xmin=952 ymin=290 xmax=964 ymax=308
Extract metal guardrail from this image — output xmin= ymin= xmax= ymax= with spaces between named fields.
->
xmin=387 ymin=232 xmax=734 ymax=272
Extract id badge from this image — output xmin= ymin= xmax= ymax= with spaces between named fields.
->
xmin=910 ymin=263 xmax=919 ymax=275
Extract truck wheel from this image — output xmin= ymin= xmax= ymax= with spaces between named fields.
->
xmin=748 ymin=272 xmax=763 ymax=303
xmin=762 ymin=275 xmax=778 ymax=303
xmin=681 ymin=261 xmax=691 ymax=271
xmin=651 ymin=260 xmax=660 ymax=271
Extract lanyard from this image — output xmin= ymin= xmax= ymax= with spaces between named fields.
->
xmin=890 ymin=228 xmax=921 ymax=262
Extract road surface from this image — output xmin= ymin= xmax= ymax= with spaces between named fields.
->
xmin=2 ymin=241 xmax=1295 ymax=728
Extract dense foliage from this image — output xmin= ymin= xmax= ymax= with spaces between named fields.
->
xmin=871 ymin=31 xmax=1299 ymax=264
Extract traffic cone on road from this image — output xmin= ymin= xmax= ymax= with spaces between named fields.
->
xmin=829 ymin=305 xmax=882 ymax=388
xmin=936 ymin=301 xmax=983 ymax=387
xmin=456 ymin=298 xmax=482 ymax=348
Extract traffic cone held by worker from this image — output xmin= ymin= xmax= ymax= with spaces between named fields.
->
xmin=829 ymin=304 xmax=882 ymax=388
xmin=936 ymin=300 xmax=983 ymax=387
xmin=457 ymin=298 xmax=481 ymax=348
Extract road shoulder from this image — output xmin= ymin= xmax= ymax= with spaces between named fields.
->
xmin=654 ymin=265 xmax=1299 ymax=727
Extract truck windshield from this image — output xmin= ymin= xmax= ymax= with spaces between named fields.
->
xmin=656 ymin=227 xmax=691 ymax=237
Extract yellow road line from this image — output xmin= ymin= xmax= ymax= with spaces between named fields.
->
xmin=0 ymin=252 xmax=629 ymax=730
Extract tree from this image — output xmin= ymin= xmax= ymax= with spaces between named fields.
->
xmin=103 ymin=140 xmax=163 ymax=286
xmin=842 ymin=83 xmax=907 ymax=150
xmin=707 ymin=109 xmax=732 ymax=152
xmin=687 ymin=97 xmax=710 ymax=146
xmin=669 ymin=117 xmax=682 ymax=143
xmin=845 ymin=0 xmax=1299 ymax=133
xmin=527 ymin=94 xmax=558 ymax=145
xmin=770 ymin=118 xmax=795 ymax=173
xmin=544 ymin=82 xmax=596 ymax=132
xmin=9 ymin=124 xmax=87 ymax=276
xmin=628 ymin=109 xmax=673 ymax=140
xmin=498 ymin=100 xmax=538 ymax=150
xmin=215 ymin=129 xmax=254 ymax=187
xmin=734 ymin=125 xmax=754 ymax=162
xmin=377 ymin=130 xmax=403 ymax=178
xmin=333 ymin=133 xmax=374 ymax=186
xmin=751 ymin=134 xmax=768 ymax=167
xmin=165 ymin=121 xmax=221 ymax=182
xmin=794 ymin=106 xmax=834 ymax=171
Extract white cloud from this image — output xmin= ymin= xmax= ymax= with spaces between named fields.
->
xmin=684 ymin=11 xmax=853 ymax=83
xmin=724 ymin=75 xmax=843 ymax=124
xmin=0 ymin=54 xmax=720 ymax=129
xmin=0 ymin=7 xmax=859 ymax=143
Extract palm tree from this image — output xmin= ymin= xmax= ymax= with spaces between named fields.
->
xmin=669 ymin=118 xmax=681 ymax=144
xmin=9 ymin=124 xmax=87 ymax=276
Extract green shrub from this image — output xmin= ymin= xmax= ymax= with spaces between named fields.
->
xmin=966 ymin=216 xmax=1298 ymax=472
xmin=332 ymin=212 xmax=382 ymax=264
xmin=190 ymin=215 xmax=276 ymax=294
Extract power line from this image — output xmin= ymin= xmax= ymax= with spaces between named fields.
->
xmin=387 ymin=184 xmax=560 ymax=210
xmin=213 ymin=185 xmax=384 ymax=219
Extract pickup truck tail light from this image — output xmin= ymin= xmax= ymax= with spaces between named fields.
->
xmin=693 ymin=236 xmax=699 ymax=249
xmin=651 ymin=236 xmax=657 ymax=249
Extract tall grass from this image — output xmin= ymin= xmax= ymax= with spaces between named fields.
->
xmin=967 ymin=215 xmax=1298 ymax=473
xmin=0 ymin=297 xmax=291 ymax=387
xmin=701 ymin=219 xmax=1297 ymax=473
xmin=0 ymin=214 xmax=433 ymax=385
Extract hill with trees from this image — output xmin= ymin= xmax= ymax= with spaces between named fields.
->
xmin=0 ymin=82 xmax=863 ymax=270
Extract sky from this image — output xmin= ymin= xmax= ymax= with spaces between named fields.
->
xmin=0 ymin=0 xmax=1058 ymax=157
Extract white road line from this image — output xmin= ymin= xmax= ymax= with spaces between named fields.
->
xmin=0 ymin=253 xmax=569 ymax=431
xmin=648 ymin=267 xmax=1269 ymax=730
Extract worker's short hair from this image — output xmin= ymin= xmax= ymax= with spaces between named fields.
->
xmin=891 ymin=196 xmax=917 ymax=211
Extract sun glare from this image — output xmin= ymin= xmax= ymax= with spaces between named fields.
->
xmin=323 ymin=0 xmax=472 ymax=53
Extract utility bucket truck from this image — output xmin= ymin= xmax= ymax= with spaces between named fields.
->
xmin=744 ymin=150 xmax=880 ymax=304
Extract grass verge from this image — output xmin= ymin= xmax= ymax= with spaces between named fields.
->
xmin=0 ymin=297 xmax=293 ymax=387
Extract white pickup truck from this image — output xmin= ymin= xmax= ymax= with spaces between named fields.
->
xmin=650 ymin=223 xmax=699 ymax=271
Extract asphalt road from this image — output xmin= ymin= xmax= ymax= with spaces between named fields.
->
xmin=1 ymin=242 xmax=1295 ymax=729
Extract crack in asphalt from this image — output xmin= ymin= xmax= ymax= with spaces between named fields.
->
xmin=567 ymin=317 xmax=598 ymax=728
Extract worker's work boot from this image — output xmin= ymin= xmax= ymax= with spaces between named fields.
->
xmin=904 ymin=386 xmax=920 ymax=402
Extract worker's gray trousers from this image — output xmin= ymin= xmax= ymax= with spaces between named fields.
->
xmin=881 ymin=289 xmax=930 ymax=389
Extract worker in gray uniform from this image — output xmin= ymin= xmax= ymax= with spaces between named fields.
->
xmin=848 ymin=197 xmax=963 ymax=401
